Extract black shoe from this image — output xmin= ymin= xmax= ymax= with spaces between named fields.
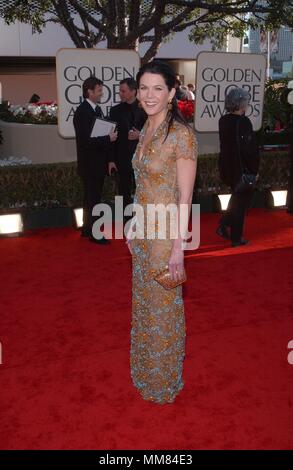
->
xmin=89 ymin=236 xmax=110 ymax=245
xmin=216 ymin=224 xmax=230 ymax=240
xmin=231 ymin=238 xmax=249 ymax=247
xmin=81 ymin=230 xmax=91 ymax=237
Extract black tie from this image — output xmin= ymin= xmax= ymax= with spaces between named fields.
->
xmin=95 ymin=105 xmax=104 ymax=118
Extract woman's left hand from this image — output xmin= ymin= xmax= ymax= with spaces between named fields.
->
xmin=168 ymin=246 xmax=184 ymax=281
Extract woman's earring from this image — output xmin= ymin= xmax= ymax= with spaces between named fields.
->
xmin=138 ymin=101 xmax=142 ymax=108
xmin=168 ymin=100 xmax=173 ymax=111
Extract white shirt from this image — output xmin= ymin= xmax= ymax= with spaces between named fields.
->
xmin=86 ymin=98 xmax=97 ymax=111
xmin=187 ymin=90 xmax=195 ymax=101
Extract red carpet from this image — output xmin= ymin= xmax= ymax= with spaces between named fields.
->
xmin=0 ymin=208 xmax=293 ymax=450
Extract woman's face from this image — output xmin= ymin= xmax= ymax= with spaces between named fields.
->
xmin=137 ymin=72 xmax=175 ymax=117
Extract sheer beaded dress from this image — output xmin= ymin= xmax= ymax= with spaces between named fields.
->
xmin=130 ymin=118 xmax=197 ymax=404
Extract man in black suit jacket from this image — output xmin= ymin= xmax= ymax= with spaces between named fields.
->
xmin=109 ymin=78 xmax=147 ymax=215
xmin=73 ymin=77 xmax=117 ymax=244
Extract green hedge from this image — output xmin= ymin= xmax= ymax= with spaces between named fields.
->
xmin=0 ymin=151 xmax=290 ymax=210
xmin=258 ymin=130 xmax=290 ymax=146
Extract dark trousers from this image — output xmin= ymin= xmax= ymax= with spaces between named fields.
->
xmin=117 ymin=160 xmax=135 ymax=212
xmin=287 ymin=155 xmax=293 ymax=211
xmin=81 ymin=170 xmax=106 ymax=236
xmin=220 ymin=187 xmax=253 ymax=242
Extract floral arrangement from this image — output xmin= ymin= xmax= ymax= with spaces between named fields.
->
xmin=177 ymin=100 xmax=194 ymax=122
xmin=0 ymin=156 xmax=32 ymax=167
xmin=0 ymin=102 xmax=57 ymax=125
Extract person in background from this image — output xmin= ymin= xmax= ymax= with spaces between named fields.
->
xmin=29 ymin=93 xmax=40 ymax=103
xmin=73 ymin=77 xmax=117 ymax=244
xmin=109 ymin=78 xmax=147 ymax=215
xmin=217 ymin=87 xmax=260 ymax=247
xmin=181 ymin=85 xmax=194 ymax=101
xmin=175 ymin=78 xmax=188 ymax=101
xmin=187 ymin=84 xmax=195 ymax=100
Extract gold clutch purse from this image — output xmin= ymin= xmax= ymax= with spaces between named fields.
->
xmin=154 ymin=266 xmax=187 ymax=290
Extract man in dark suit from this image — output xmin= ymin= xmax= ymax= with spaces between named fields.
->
xmin=109 ymin=78 xmax=147 ymax=215
xmin=73 ymin=77 xmax=117 ymax=244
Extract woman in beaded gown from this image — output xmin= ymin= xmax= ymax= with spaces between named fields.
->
xmin=126 ymin=61 xmax=197 ymax=404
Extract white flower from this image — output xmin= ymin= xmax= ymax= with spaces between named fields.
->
xmin=0 ymin=156 xmax=32 ymax=166
xmin=27 ymin=104 xmax=39 ymax=115
xmin=5 ymin=103 xmax=58 ymax=122
xmin=10 ymin=105 xmax=25 ymax=116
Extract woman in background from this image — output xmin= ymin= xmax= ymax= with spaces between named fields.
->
xmin=217 ymin=87 xmax=260 ymax=247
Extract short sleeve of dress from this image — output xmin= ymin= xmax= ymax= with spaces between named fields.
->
xmin=174 ymin=126 xmax=198 ymax=161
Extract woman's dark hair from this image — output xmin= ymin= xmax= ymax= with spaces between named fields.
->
xmin=29 ymin=93 xmax=40 ymax=103
xmin=82 ymin=77 xmax=103 ymax=99
xmin=136 ymin=60 xmax=190 ymax=139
